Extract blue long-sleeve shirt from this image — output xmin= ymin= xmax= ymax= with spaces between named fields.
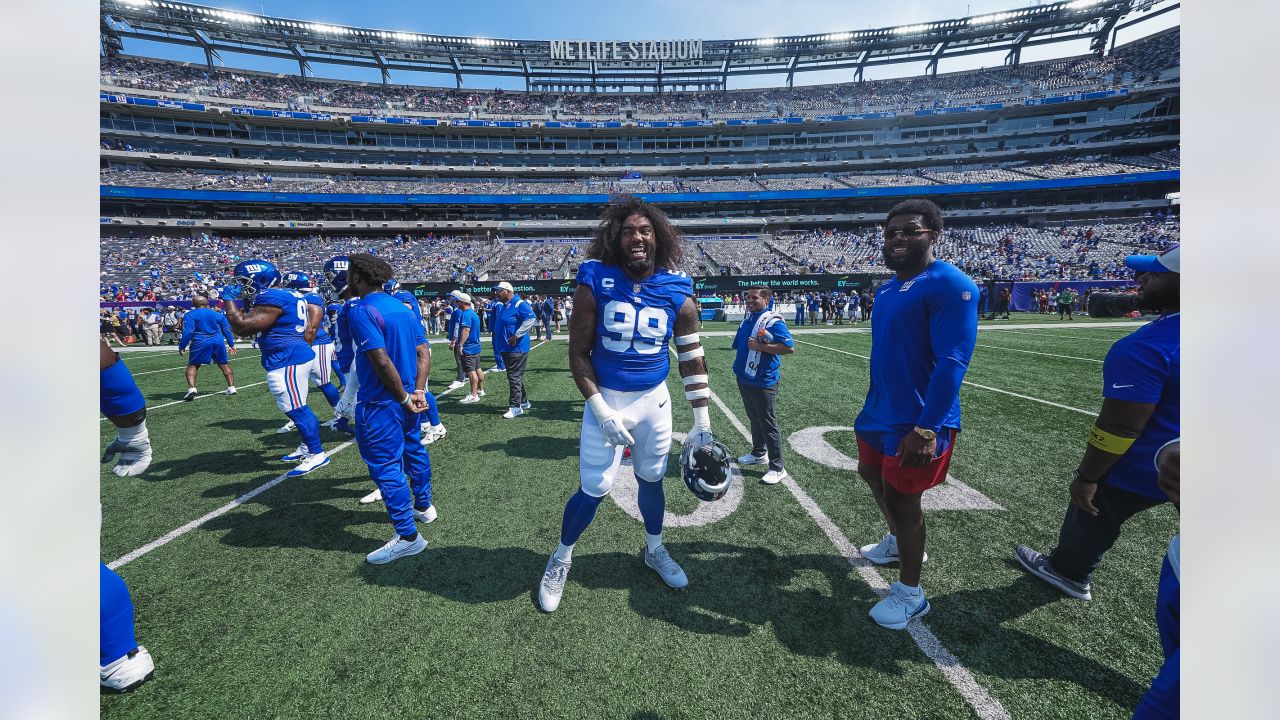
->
xmin=854 ymin=260 xmax=979 ymax=435
xmin=178 ymin=308 xmax=235 ymax=351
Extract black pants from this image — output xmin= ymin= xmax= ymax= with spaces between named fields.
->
xmin=502 ymin=351 xmax=527 ymax=407
xmin=453 ymin=350 xmax=465 ymax=382
xmin=1048 ymin=483 xmax=1166 ymax=584
xmin=737 ymin=381 xmax=783 ymax=472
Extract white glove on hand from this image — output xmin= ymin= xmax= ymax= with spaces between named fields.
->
xmin=102 ymin=437 xmax=153 ymax=477
xmin=336 ymin=370 xmax=359 ymax=420
xmin=686 ymin=405 xmax=713 ymax=452
xmin=587 ymin=393 xmax=634 ymax=447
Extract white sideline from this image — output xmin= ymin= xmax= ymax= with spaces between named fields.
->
xmin=100 ymin=380 xmax=270 ymax=422
xmin=129 ymin=352 xmax=262 ymax=376
xmin=107 ymin=341 xmax=549 ymax=568
xmin=973 ymin=344 xmax=1104 ymax=364
xmin=707 ymin=390 xmax=1011 ymax=720
xmin=794 ymin=339 xmax=1094 ymax=416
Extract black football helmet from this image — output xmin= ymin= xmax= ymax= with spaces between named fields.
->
xmin=681 ymin=439 xmax=734 ymax=502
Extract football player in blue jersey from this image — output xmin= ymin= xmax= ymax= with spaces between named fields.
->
xmin=537 ymin=196 xmax=718 ymax=613
xmin=177 ymin=294 xmax=237 ymax=400
xmin=272 ymin=272 xmax=342 ymax=434
xmin=99 ymin=339 xmax=155 ymax=691
xmin=221 ymin=259 xmax=330 ymax=477
xmin=343 ymin=254 xmax=437 ymax=564
xmin=385 ymin=278 xmax=446 ymax=445
xmin=853 ymin=199 xmax=979 ymax=630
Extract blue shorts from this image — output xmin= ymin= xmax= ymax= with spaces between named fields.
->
xmin=100 ymin=357 xmax=145 ymax=418
xmin=188 ymin=341 xmax=228 ymax=366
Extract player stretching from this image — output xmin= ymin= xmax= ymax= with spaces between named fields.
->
xmin=222 ymin=259 xmax=330 ymax=477
xmin=344 ymin=254 xmax=437 ymax=564
xmin=538 ymin=196 xmax=718 ymax=613
xmin=177 ymin=294 xmax=237 ymax=400
xmin=854 ymin=199 xmax=978 ymax=630
xmin=100 ymin=339 xmax=155 ymax=691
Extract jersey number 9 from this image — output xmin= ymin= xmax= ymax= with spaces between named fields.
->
xmin=601 ymin=300 xmax=667 ymax=355
xmin=295 ymin=300 xmax=308 ymax=334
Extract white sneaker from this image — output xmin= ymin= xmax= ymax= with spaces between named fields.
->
xmin=521 ymin=400 xmax=531 ymax=410
xmin=226 ymin=386 xmax=237 ymax=396
xmin=414 ymin=505 xmax=438 ymax=523
xmin=503 ymin=406 xmax=524 ymax=419
xmin=869 ymin=581 xmax=930 ymax=630
xmin=538 ymin=554 xmax=573 ymax=612
xmin=489 ymin=367 xmax=506 ymax=373
xmin=366 ymin=534 xmax=427 ymax=564
xmin=859 ymin=533 xmax=927 ymax=566
xmin=100 ymin=646 xmax=155 ymax=693
xmin=458 ymin=394 xmax=479 ymax=404
xmin=281 ymin=444 xmax=310 ymax=462
xmin=422 ymin=425 xmax=445 ymax=445
xmin=360 ymin=487 xmax=383 ymax=504
xmin=478 ymin=389 xmax=486 ymax=397
xmin=276 ymin=420 xmax=296 ymax=434
xmin=643 ymin=544 xmax=689 ymax=589
xmin=183 ymin=388 xmax=197 ymax=402
xmin=761 ymin=469 xmax=789 ymax=485
xmin=736 ymin=452 xmax=767 ymax=465
xmin=447 ymin=380 xmax=465 ymax=390
xmin=286 ymin=451 xmax=329 ymax=477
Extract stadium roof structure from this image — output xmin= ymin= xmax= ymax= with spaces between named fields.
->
xmin=100 ymin=0 xmax=1178 ymax=92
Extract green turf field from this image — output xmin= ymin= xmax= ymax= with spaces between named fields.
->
xmin=100 ymin=317 xmax=1176 ymax=719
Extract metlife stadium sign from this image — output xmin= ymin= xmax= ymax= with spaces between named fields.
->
xmin=548 ymin=39 xmax=704 ymax=61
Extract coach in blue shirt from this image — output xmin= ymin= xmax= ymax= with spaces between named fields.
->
xmin=732 ymin=286 xmax=795 ymax=485
xmin=177 ymin=295 xmax=237 ymax=398
xmin=493 ymin=281 xmax=537 ymax=418
xmin=1017 ymin=245 xmax=1180 ymax=602
xmin=345 ymin=253 xmax=436 ymax=566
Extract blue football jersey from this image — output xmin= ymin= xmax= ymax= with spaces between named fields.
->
xmin=303 ymin=292 xmax=333 ymax=345
xmin=576 ymin=259 xmax=693 ymax=392
xmin=333 ymin=298 xmax=359 ymax=375
xmin=253 ymin=288 xmax=316 ymax=371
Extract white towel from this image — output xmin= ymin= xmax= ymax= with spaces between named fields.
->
xmin=743 ymin=310 xmax=782 ymax=380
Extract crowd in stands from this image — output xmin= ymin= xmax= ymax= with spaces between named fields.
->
xmin=99 ymin=28 xmax=1177 ymax=119
xmin=99 ymin=214 xmax=1178 ymax=302
xmin=100 ymin=153 xmax=1176 ymax=195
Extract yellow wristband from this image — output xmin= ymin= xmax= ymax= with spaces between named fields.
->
xmin=1088 ymin=426 xmax=1136 ymax=454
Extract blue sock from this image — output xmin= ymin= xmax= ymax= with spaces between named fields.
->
xmin=100 ymin=563 xmax=138 ymax=665
xmin=559 ymin=489 xmax=603 ymax=546
xmin=318 ymin=382 xmax=340 ymax=408
xmin=286 ymin=406 xmax=323 ymax=453
xmin=424 ymin=391 xmax=441 ymax=427
xmin=636 ymin=478 xmax=666 ymax=537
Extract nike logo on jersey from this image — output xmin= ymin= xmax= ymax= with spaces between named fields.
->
xmin=360 ymin=339 xmax=369 ymax=346
xmin=1111 ymin=383 xmax=1134 ymax=389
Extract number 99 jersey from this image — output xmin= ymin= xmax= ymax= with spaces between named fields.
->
xmin=254 ymin=287 xmax=317 ymax=372
xmin=577 ymin=259 xmax=693 ymax=392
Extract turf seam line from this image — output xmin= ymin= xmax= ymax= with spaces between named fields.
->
xmin=706 ymin=389 xmax=1012 ymax=720
xmin=794 ymin=339 xmax=1094 ymax=416
xmin=108 ymin=340 xmax=551 ymax=568
xmin=972 ymin=344 xmax=1104 ymax=363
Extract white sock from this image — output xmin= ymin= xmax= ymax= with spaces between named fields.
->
xmin=118 ymin=421 xmax=148 ymax=445
xmin=645 ymin=533 xmax=663 ymax=553
xmin=554 ymin=543 xmax=574 ymax=562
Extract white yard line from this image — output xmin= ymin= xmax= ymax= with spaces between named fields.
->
xmin=707 ymin=390 xmax=1010 ymax=720
xmin=793 ymin=339 xmax=1094 ymax=416
xmin=108 ymin=341 xmax=551 ymax=567
xmin=973 ymin=344 xmax=1104 ymax=363
xmin=984 ymin=327 xmax=1132 ymax=342
xmin=100 ymin=380 xmax=270 ymax=422
xmin=130 ymin=352 xmax=262 ymax=376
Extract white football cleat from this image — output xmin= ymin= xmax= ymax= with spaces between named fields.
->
xmin=275 ymin=420 xmax=296 ymax=434
xmin=286 ymin=452 xmax=329 ymax=477
xmin=761 ymin=469 xmax=789 ymax=485
xmin=225 ymin=386 xmax=237 ymax=396
xmin=502 ymin=406 xmax=523 ymax=419
xmin=414 ymin=505 xmax=438 ymax=523
xmin=458 ymin=394 xmax=480 ymax=404
xmin=447 ymin=380 xmax=466 ymax=390
xmin=643 ymin=544 xmax=689 ymax=589
xmin=281 ymin=444 xmax=310 ymax=462
xmin=359 ymin=487 xmax=383 ymax=504
xmin=100 ymin=646 xmax=155 ymax=693
xmin=366 ymin=534 xmax=426 ymax=564
xmin=538 ymin=554 xmax=572 ymax=612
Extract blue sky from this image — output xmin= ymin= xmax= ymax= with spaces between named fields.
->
xmin=114 ymin=0 xmax=1179 ymax=89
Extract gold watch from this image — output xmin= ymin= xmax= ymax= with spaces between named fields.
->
xmin=913 ymin=426 xmax=937 ymax=441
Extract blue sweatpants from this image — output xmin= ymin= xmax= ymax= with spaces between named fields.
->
xmin=356 ymin=401 xmax=433 ymax=537
xmin=100 ymin=563 xmax=138 ymax=665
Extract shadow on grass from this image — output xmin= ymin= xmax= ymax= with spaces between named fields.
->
xmin=475 ymin=435 xmax=578 ymax=460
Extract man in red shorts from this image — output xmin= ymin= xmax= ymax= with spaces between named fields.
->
xmin=853 ymin=199 xmax=979 ymax=630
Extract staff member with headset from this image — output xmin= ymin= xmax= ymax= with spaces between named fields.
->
xmin=493 ymin=281 xmax=537 ymax=418
xmin=1016 ymin=245 xmax=1180 ymax=601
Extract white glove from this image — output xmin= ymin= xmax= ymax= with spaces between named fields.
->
xmin=335 ymin=370 xmax=359 ymax=420
xmin=587 ymin=393 xmax=634 ymax=447
xmin=686 ymin=405 xmax=713 ymax=452
xmin=102 ymin=436 xmax=153 ymax=477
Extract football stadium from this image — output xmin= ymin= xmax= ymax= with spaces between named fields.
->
xmin=97 ymin=0 xmax=1181 ymax=717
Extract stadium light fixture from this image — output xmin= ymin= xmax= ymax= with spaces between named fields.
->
xmin=893 ymin=24 xmax=929 ymax=35
xmin=1066 ymin=0 xmax=1104 ymax=8
xmin=756 ymin=38 xmax=778 ymax=46
xmin=968 ymin=12 xmax=1013 ymax=25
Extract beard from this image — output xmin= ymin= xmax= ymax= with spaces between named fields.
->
xmin=882 ymin=244 xmax=927 ymax=271
xmin=624 ymin=254 xmax=655 ymax=275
